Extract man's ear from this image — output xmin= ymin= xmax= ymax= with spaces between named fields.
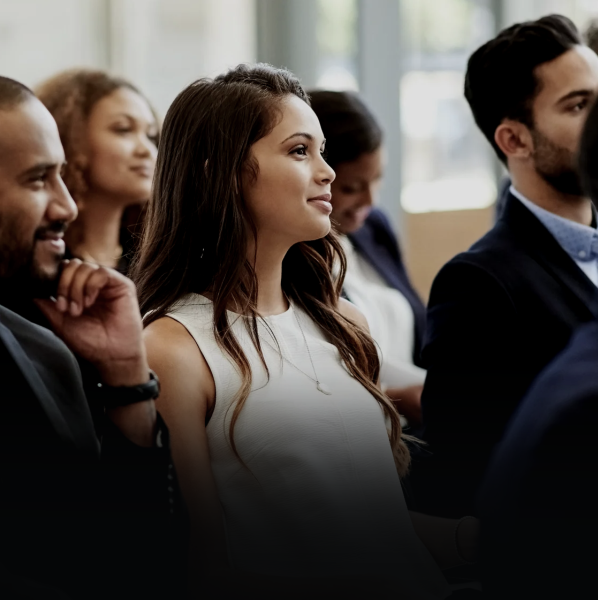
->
xmin=494 ymin=119 xmax=534 ymax=160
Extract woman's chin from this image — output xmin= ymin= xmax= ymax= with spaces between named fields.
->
xmin=298 ymin=219 xmax=332 ymax=243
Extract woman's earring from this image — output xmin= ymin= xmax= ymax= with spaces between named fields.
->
xmin=200 ymin=248 xmax=205 ymax=259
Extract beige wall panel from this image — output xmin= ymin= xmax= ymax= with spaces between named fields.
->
xmin=403 ymin=207 xmax=495 ymax=302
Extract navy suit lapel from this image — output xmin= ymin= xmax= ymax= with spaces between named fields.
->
xmin=503 ymin=194 xmax=598 ymax=317
xmin=349 ymin=221 xmax=404 ymax=290
xmin=0 ymin=309 xmax=99 ymax=455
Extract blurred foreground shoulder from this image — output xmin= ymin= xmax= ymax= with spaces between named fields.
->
xmin=337 ymin=297 xmax=370 ymax=332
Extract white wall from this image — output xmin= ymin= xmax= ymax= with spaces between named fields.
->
xmin=108 ymin=0 xmax=256 ymax=116
xmin=0 ymin=0 xmax=108 ymax=86
xmin=501 ymin=0 xmax=598 ymax=29
xmin=0 ymin=0 xmax=256 ymax=118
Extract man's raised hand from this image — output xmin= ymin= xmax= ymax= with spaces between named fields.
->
xmin=35 ymin=259 xmax=148 ymax=386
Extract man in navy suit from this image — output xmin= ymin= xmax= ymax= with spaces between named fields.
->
xmin=477 ymin=61 xmax=598 ymax=600
xmin=410 ymin=15 xmax=598 ymax=518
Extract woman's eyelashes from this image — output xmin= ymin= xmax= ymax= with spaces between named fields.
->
xmin=290 ymin=144 xmax=308 ymax=157
xmin=289 ymin=144 xmax=328 ymax=159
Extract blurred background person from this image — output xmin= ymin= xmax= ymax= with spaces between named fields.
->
xmin=478 ymin=96 xmax=598 ymax=600
xmin=310 ymin=90 xmax=426 ymax=426
xmin=35 ymin=69 xmax=159 ymax=273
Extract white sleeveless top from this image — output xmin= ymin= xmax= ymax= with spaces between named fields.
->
xmin=166 ymin=294 xmax=449 ymax=599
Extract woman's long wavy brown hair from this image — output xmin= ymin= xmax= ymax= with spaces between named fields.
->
xmin=132 ymin=63 xmax=411 ymax=476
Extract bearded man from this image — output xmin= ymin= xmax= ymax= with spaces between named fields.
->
xmin=0 ymin=76 xmax=175 ymax=599
xmin=408 ymin=14 xmax=598 ymax=518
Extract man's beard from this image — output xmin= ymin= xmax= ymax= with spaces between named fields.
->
xmin=531 ymin=128 xmax=585 ymax=197
xmin=0 ymin=222 xmax=65 ymax=302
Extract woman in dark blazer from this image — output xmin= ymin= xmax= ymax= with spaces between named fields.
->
xmin=310 ymin=91 xmax=427 ymax=424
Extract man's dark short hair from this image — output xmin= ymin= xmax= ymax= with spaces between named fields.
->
xmin=0 ymin=76 xmax=34 ymax=110
xmin=579 ymin=98 xmax=598 ymax=201
xmin=464 ymin=14 xmax=582 ymax=163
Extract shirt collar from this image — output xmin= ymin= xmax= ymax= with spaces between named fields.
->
xmin=510 ymin=186 xmax=598 ymax=261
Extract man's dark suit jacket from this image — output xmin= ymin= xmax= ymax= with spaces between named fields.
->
xmin=0 ymin=304 xmax=179 ymax=599
xmin=348 ymin=208 xmax=427 ymax=367
xmin=478 ymin=318 xmax=598 ymax=599
xmin=409 ymin=192 xmax=598 ymax=517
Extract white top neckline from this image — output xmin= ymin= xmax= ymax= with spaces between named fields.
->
xmin=194 ymin=293 xmax=294 ymax=321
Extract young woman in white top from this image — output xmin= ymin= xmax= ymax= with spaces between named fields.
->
xmin=134 ymin=64 xmax=476 ymax=598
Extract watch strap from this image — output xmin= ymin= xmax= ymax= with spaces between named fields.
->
xmin=97 ymin=369 xmax=160 ymax=408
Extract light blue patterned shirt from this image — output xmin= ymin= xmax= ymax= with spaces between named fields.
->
xmin=510 ymin=186 xmax=598 ymax=287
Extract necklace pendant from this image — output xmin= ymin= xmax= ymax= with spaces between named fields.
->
xmin=317 ymin=381 xmax=332 ymax=395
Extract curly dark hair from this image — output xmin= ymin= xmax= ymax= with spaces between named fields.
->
xmin=36 ymin=69 xmax=157 ymax=203
xmin=35 ymin=69 xmax=159 ymax=266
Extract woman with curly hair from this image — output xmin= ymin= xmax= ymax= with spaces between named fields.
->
xmin=36 ymin=69 xmax=159 ymax=272
xmin=136 ymin=63 xmax=476 ymax=597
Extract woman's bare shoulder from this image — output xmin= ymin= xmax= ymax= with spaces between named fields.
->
xmin=144 ymin=316 xmax=200 ymax=364
xmin=144 ymin=316 xmax=214 ymax=412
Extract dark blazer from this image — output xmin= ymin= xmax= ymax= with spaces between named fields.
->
xmin=494 ymin=177 xmax=511 ymax=221
xmin=409 ymin=192 xmax=598 ymax=517
xmin=0 ymin=304 xmax=179 ymax=599
xmin=348 ymin=208 xmax=427 ymax=367
xmin=478 ymin=317 xmax=598 ymax=599
xmin=0 ymin=304 xmax=102 ymax=598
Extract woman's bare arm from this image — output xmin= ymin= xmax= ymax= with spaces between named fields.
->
xmin=144 ymin=317 xmax=227 ymax=580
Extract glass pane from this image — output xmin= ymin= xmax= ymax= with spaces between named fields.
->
xmin=316 ymin=0 xmax=359 ymax=90
xmin=399 ymin=0 xmax=498 ymax=213
xmin=502 ymin=0 xmax=598 ymax=34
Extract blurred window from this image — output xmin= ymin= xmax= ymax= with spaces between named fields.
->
xmin=399 ymin=0 xmax=498 ymax=214
xmin=316 ymin=0 xmax=359 ymax=90
xmin=502 ymin=0 xmax=598 ymax=33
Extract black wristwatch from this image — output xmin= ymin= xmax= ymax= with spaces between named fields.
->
xmin=97 ymin=369 xmax=161 ymax=408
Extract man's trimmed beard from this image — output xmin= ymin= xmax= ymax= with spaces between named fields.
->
xmin=531 ymin=127 xmax=584 ymax=197
xmin=0 ymin=224 xmax=62 ymax=299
